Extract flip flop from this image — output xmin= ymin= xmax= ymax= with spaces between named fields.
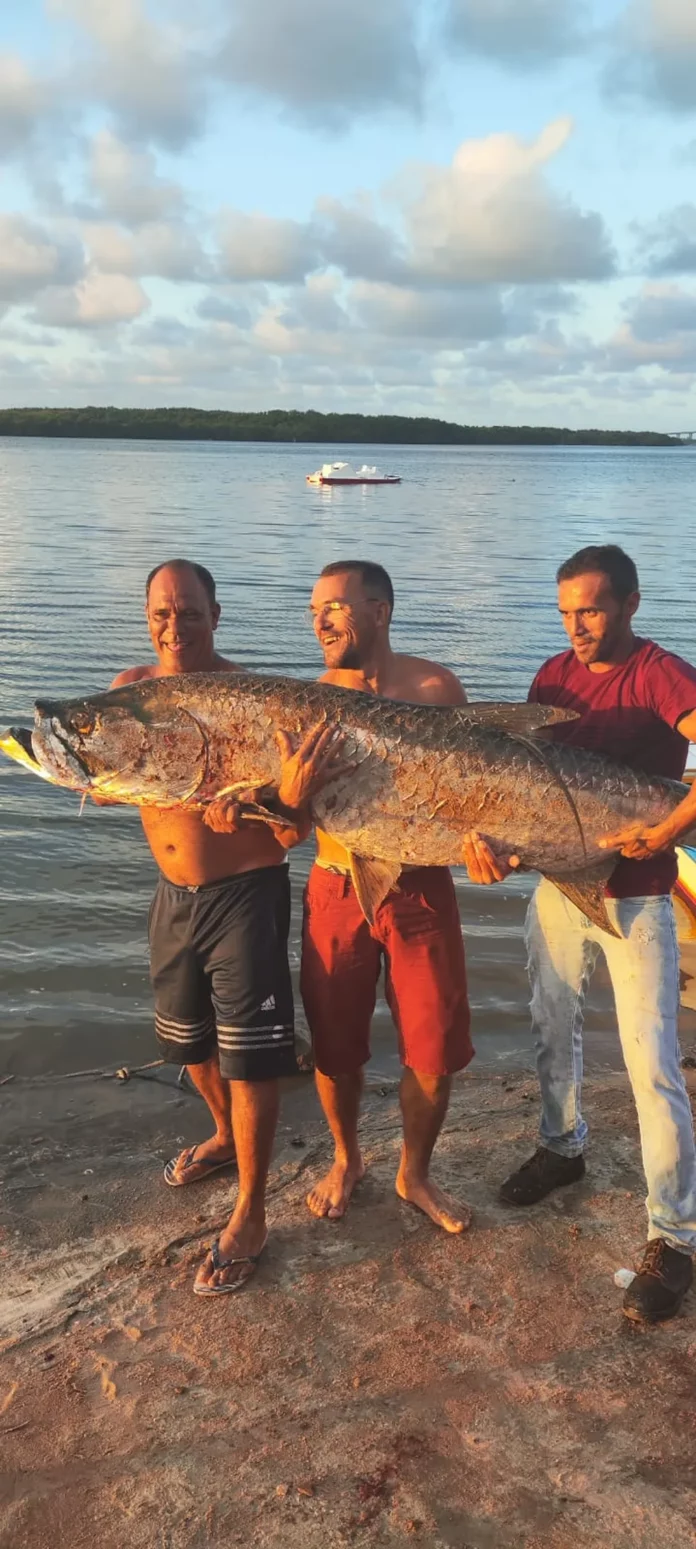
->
xmin=164 ymin=1144 xmax=236 ymax=1187
xmin=193 ymin=1234 xmax=268 ymax=1297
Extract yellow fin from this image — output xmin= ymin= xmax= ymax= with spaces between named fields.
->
xmin=348 ymin=853 xmax=402 ymax=924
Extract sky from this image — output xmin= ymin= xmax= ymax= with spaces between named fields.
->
xmin=2 ymin=0 xmax=696 ymax=429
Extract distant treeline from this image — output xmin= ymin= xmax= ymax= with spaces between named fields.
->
xmin=0 ymin=407 xmax=682 ymax=447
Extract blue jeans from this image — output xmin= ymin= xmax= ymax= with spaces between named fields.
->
xmin=526 ymin=881 xmax=696 ymax=1252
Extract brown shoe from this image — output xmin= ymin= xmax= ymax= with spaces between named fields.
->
xmin=499 ymin=1146 xmax=585 ymax=1207
xmin=622 ymin=1239 xmax=693 ymax=1324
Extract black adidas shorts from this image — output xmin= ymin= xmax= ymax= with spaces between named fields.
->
xmin=149 ymin=865 xmax=296 ymax=1082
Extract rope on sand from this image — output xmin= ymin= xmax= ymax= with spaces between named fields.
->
xmin=0 ymin=1059 xmax=178 ymax=1087
xmin=0 ymin=1049 xmax=316 ymax=1088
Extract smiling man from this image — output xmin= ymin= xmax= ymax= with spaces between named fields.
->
xmin=462 ymin=544 xmax=696 ymax=1324
xmin=301 ymin=559 xmax=474 ymax=1234
xmin=109 ymin=558 xmax=341 ymax=1296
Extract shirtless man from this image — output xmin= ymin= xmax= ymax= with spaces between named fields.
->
xmin=110 ymin=558 xmax=342 ymax=1295
xmin=301 ymin=560 xmax=474 ymax=1233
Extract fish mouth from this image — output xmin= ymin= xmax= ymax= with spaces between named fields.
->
xmin=4 ymin=727 xmax=37 ymax=764
xmin=32 ymin=723 xmax=93 ymax=788
xmin=0 ymin=727 xmax=62 ymax=785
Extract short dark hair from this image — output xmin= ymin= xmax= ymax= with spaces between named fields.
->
xmin=320 ymin=560 xmax=394 ymax=618
xmin=556 ymin=544 xmax=639 ymax=602
xmin=146 ymin=559 xmax=217 ymax=607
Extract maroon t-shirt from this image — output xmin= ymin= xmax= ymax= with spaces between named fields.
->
xmin=528 ymin=638 xmax=696 ymax=897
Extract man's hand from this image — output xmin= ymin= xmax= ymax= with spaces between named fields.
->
xmin=204 ymin=795 xmax=246 ymax=834
xmin=276 ymin=719 xmax=352 ymax=813
xmin=461 ymin=831 xmax=521 ymax=885
xmin=599 ymin=821 xmax=674 ymax=861
xmin=202 ymin=719 xmax=352 ymax=841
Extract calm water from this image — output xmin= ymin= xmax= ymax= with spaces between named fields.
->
xmin=1 ymin=438 xmax=695 ymax=1077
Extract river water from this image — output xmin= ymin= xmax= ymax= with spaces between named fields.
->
xmin=1 ymin=438 xmax=695 ymax=1078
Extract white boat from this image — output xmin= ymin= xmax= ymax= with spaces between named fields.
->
xmin=306 ymin=461 xmax=401 ymax=486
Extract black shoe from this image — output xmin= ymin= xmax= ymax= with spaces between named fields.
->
xmin=622 ymin=1240 xmax=693 ymax=1324
xmin=499 ymin=1146 xmax=586 ymax=1207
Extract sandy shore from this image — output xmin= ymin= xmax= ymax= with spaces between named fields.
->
xmin=2 ymin=1053 xmax=696 ymax=1549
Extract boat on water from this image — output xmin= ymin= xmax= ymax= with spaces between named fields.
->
xmin=306 ymin=461 xmax=401 ymax=486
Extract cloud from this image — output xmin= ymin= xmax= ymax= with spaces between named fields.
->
xmin=51 ymin=0 xmax=208 ymax=148
xmin=196 ymin=289 xmax=265 ymax=327
xmin=395 ymin=119 xmax=615 ymax=284
xmin=84 ymin=219 xmax=209 ymax=280
xmin=444 ymin=0 xmax=589 ymax=69
xmin=313 ymin=197 xmax=406 ymax=282
xmin=609 ymin=0 xmax=696 ymax=112
xmin=277 ymin=275 xmax=350 ymax=335
xmin=212 ymin=121 xmax=613 ymax=290
xmin=216 ymin=0 xmax=423 ymax=129
xmin=33 ymin=270 xmax=150 ymax=327
xmin=88 ymin=130 xmax=184 ymax=225
xmin=639 ymin=204 xmax=696 ymax=274
xmin=0 ymin=215 xmax=83 ymax=305
xmin=0 ymin=54 xmax=48 ymax=158
xmin=605 ymin=282 xmax=696 ymax=372
xmin=218 ymin=210 xmax=318 ymax=283
xmin=350 ymin=281 xmax=510 ymax=341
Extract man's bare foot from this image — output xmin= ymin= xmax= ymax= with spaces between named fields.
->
xmin=306 ymin=1154 xmax=365 ymax=1220
xmin=395 ymin=1169 xmax=472 ymax=1234
xmin=164 ymin=1135 xmax=236 ymax=1187
xmin=194 ymin=1213 xmax=268 ymax=1294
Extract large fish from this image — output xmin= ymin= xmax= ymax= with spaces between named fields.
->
xmin=1 ymin=672 xmax=692 ymax=934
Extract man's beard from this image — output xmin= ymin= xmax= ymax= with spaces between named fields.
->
xmin=335 ymin=643 xmax=362 ymax=669
xmin=322 ymin=637 xmax=363 ymax=670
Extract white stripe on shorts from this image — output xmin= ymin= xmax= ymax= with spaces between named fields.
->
xmin=156 ymin=1012 xmax=214 ymax=1033
xmin=156 ymin=1018 xmax=214 ymax=1043
xmin=216 ymin=1023 xmax=292 ymax=1035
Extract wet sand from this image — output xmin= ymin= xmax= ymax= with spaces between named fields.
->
xmin=2 ymin=1058 xmax=696 ymax=1549
xmin=3 ymin=855 xmax=696 ymax=1548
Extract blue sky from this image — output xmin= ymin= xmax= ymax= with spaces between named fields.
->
xmin=2 ymin=0 xmax=696 ymax=429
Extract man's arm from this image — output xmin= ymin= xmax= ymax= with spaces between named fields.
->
xmin=600 ymin=706 xmax=696 ymax=858
xmin=110 ymin=667 xmax=152 ymax=689
xmin=320 ymin=662 xmax=468 ymax=706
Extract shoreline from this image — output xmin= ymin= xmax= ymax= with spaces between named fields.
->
xmin=2 ymin=1053 xmax=695 ymax=1548
xmin=0 ymin=410 xmax=686 ymax=447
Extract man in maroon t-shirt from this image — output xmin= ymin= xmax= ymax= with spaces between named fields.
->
xmin=462 ymin=544 xmax=696 ymax=1325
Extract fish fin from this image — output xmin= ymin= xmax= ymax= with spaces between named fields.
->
xmin=348 ymin=853 xmax=402 ymax=924
xmin=461 ymin=704 xmax=578 ymax=736
xmin=236 ymin=801 xmax=294 ymax=830
xmin=543 ymin=861 xmax=619 ymax=937
xmin=209 ymin=782 xmax=295 ymax=831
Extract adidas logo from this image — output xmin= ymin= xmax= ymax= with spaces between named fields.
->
xmin=260 ymin=994 xmax=276 ymax=1011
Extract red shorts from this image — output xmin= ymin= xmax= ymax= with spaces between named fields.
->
xmin=301 ymin=864 xmax=473 ymax=1078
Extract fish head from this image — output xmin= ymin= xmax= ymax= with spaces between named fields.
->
xmin=30 ymin=686 xmax=209 ymax=805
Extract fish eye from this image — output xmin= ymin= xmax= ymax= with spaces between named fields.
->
xmin=72 ymin=712 xmax=96 ymax=737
